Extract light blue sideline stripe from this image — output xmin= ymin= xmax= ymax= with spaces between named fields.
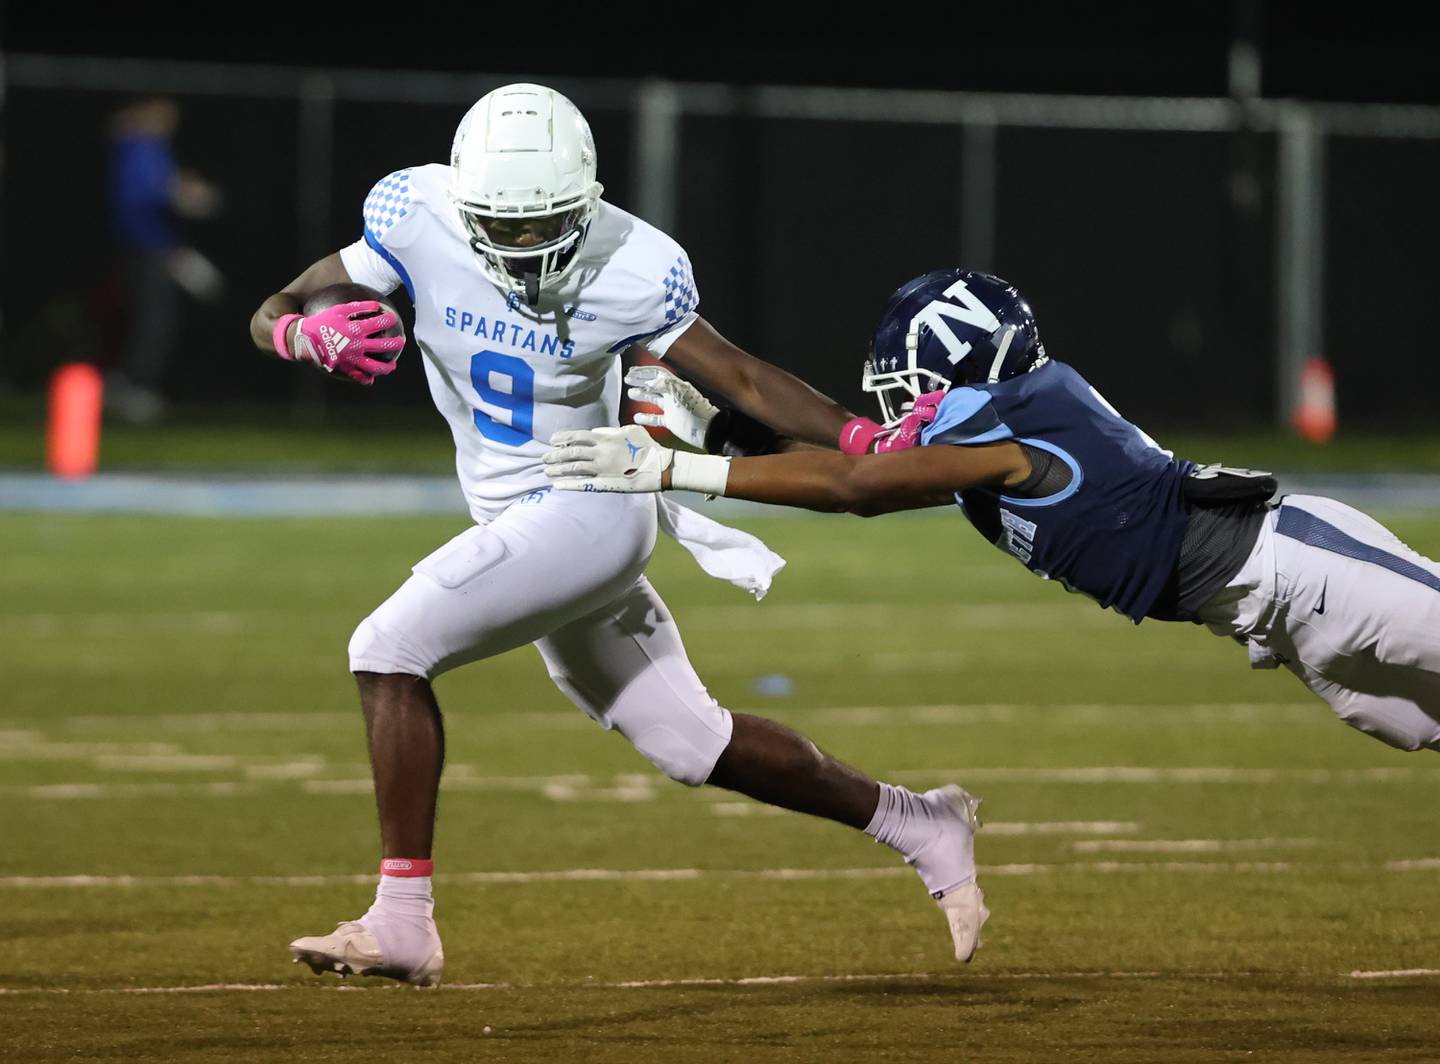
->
xmin=0 ymin=474 xmax=802 ymax=520
xmin=0 ymin=474 xmax=1437 ymax=519
xmin=0 ymin=473 xmax=467 ymax=517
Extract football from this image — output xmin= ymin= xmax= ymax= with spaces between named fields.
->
xmin=303 ymin=282 xmax=405 ymax=360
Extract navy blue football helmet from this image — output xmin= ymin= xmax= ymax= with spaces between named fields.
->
xmin=863 ymin=269 xmax=1047 ymax=426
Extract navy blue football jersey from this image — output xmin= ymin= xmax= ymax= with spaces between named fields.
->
xmin=918 ymin=360 xmax=1193 ymax=622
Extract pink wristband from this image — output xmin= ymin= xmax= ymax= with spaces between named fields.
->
xmin=380 ymin=858 xmax=433 ymax=877
xmin=272 ymin=313 xmax=303 ymax=361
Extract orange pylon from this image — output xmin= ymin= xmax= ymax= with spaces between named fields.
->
xmin=1293 ymin=357 xmax=1336 ymax=444
xmin=47 ymin=363 xmax=103 ymax=479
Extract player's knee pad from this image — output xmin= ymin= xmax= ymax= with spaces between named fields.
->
xmin=625 ymin=719 xmax=731 ymax=786
xmin=541 ymin=637 xmax=735 ymax=786
xmin=599 ymin=697 xmax=733 ymax=787
xmin=347 ymin=614 xmax=436 ymax=678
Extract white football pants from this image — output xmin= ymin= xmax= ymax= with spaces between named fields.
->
xmin=348 ymin=489 xmax=733 ymax=785
xmin=1199 ymin=494 xmax=1440 ymax=752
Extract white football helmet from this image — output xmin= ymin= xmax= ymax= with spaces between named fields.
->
xmin=450 ymin=84 xmax=604 ymax=306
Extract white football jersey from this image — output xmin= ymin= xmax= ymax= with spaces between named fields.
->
xmin=340 ymin=164 xmax=700 ymax=519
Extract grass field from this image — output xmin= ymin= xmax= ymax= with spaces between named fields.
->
xmin=3 ymin=509 xmax=1439 ymax=1062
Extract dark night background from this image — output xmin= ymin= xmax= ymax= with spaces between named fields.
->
xmin=4 ymin=3 xmax=1439 ymax=428
xmin=11 ymin=3 xmax=1440 ymax=103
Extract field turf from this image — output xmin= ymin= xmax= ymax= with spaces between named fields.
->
xmin=3 ymin=509 xmax=1438 ymax=1062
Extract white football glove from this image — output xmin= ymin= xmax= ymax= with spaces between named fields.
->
xmin=625 ymin=365 xmax=718 ymax=451
xmin=544 ymin=425 xmax=674 ymax=493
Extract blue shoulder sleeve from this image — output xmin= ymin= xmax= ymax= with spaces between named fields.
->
xmin=361 ymin=169 xmax=416 ymax=299
xmin=921 ymin=387 xmax=1014 ymax=446
xmin=606 ymin=251 xmax=701 ymax=355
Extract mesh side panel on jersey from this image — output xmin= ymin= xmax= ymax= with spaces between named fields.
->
xmin=1009 ymin=443 xmax=1074 ymax=499
xmin=1166 ymin=500 xmax=1269 ymax=619
xmin=1277 ymin=506 xmax=1440 ymax=593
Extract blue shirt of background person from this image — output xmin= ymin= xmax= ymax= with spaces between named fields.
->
xmin=109 ymin=98 xmax=180 ymax=252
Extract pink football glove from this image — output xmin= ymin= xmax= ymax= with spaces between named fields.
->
xmin=874 ymin=389 xmax=946 ymax=453
xmin=838 ymin=390 xmax=947 ymax=455
xmin=839 ymin=416 xmax=886 ymax=456
xmin=273 ymin=302 xmax=403 ymax=385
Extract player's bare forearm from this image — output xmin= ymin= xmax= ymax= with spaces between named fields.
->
xmin=669 ymin=442 xmax=1027 ymax=517
xmin=249 ymin=252 xmax=355 ymax=355
xmin=659 ymin=318 xmax=855 ymax=447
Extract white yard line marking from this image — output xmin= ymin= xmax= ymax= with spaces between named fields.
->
xmin=1072 ymin=838 xmax=1319 ymax=854
xmin=0 ymin=968 xmax=1368 ymax=996
xmin=3 ymin=857 xmax=1437 ymax=890
xmin=541 ymin=774 xmax=658 ymax=803
xmin=64 ymin=712 xmax=355 ymax=734
xmin=893 ymin=767 xmax=1422 ymax=784
xmin=11 ymin=772 xmax=626 ymax=801
xmin=243 ymin=760 xmax=328 ymax=780
xmin=709 ymin=802 xmax=786 ymax=817
xmin=303 ymin=773 xmax=602 ymax=796
xmin=986 ymin=821 xmax=1141 ymax=836
xmin=0 ymin=740 xmax=183 ymax=761
xmin=1349 ymin=969 xmax=1440 ymax=980
xmin=94 ymin=754 xmax=238 ymax=772
xmin=7 ymin=759 xmax=1425 ymax=800
xmin=5 ymin=702 xmax=1333 ymax=740
xmin=22 ymin=782 xmax=260 ymax=800
xmin=300 ymin=780 xmax=374 ymax=795
xmin=709 ymin=803 xmax=1145 ymax=840
xmin=600 ymin=969 xmax=1246 ymax=988
xmin=0 ymin=984 xmax=290 ymax=995
xmin=797 ymin=703 xmax=1323 ymax=726
xmin=684 ymin=603 xmax=1115 ymax=630
xmin=3 ymin=611 xmax=253 ymax=636
xmin=51 ymin=710 xmax=588 ymax=735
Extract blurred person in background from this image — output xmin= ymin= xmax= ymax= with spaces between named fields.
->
xmin=106 ymin=96 xmax=224 ymax=423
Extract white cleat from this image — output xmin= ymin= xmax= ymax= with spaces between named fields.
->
xmin=936 ymin=881 xmax=989 ymax=963
xmin=289 ymin=921 xmax=444 ymax=988
xmin=928 ymin=785 xmax=989 ymax=963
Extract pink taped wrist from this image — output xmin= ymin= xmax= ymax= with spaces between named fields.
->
xmin=272 ymin=314 xmax=303 ymax=361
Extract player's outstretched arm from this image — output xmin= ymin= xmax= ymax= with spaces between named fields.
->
xmin=545 ymin=426 xmax=1030 ymax=517
xmin=718 ymin=444 xmax=1027 ymax=515
xmin=658 ymin=318 xmax=857 ymax=449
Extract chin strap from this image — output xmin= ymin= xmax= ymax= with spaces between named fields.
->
xmin=523 ymin=273 xmax=541 ymax=307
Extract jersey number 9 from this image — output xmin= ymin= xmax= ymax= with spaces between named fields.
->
xmin=471 ymin=350 xmax=535 ymax=446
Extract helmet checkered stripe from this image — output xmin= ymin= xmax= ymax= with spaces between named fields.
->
xmin=661 ymin=256 xmax=697 ymax=323
xmin=363 ymin=170 xmax=413 ymax=237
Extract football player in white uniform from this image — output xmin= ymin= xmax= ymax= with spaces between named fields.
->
xmin=249 ymin=85 xmax=987 ymax=987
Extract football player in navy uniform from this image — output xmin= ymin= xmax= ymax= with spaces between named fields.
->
xmin=546 ymin=269 xmax=1440 ymax=755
